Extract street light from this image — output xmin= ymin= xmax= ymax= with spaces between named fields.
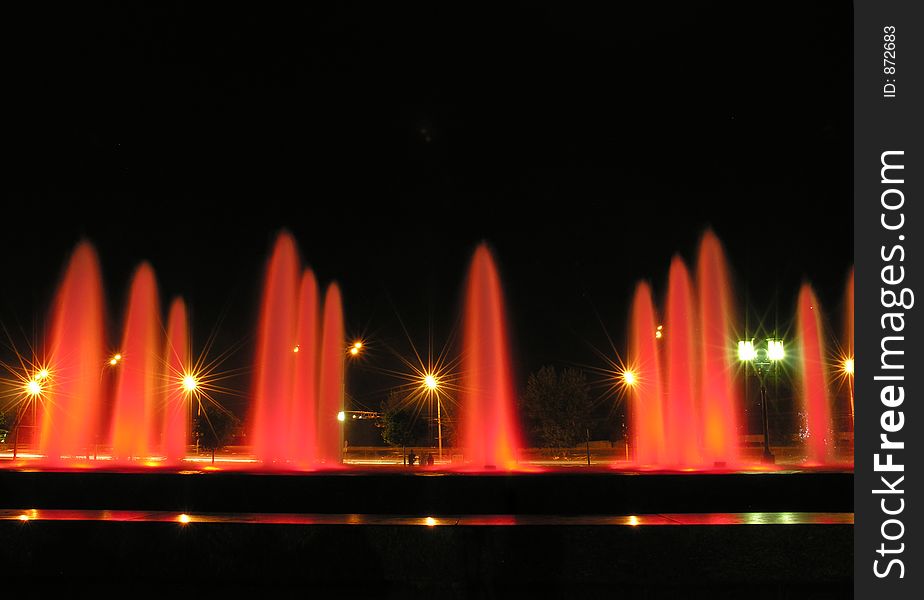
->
xmin=738 ymin=337 xmax=783 ymax=464
xmin=421 ymin=372 xmax=443 ymax=462
xmin=340 ymin=340 xmax=364 ymax=463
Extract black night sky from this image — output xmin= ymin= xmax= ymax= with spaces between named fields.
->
xmin=4 ymin=2 xmax=852 ymax=418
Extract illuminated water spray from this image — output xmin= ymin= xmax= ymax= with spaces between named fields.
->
xmin=459 ymin=243 xmax=523 ymax=470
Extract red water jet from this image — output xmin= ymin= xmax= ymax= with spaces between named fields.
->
xmin=696 ymin=231 xmax=739 ymax=466
xmin=317 ymin=283 xmax=344 ymax=465
xmin=290 ymin=270 xmax=320 ymax=467
xmin=459 ymin=244 xmax=523 ymax=470
xmin=250 ymin=233 xmax=300 ymax=465
xmin=162 ymin=298 xmax=189 ymax=465
xmin=111 ymin=263 xmax=162 ymax=461
xmin=39 ymin=242 xmax=107 ymax=464
xmin=797 ymin=284 xmax=831 ymax=464
xmin=663 ymin=256 xmax=700 ymax=467
xmin=628 ymin=282 xmax=665 ymax=466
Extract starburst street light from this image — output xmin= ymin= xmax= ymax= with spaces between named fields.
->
xmin=109 ymin=353 xmax=122 ymax=366
xmin=182 ymin=374 xmax=198 ymax=393
xmin=844 ymin=357 xmax=854 ymax=375
xmin=424 ymin=373 xmax=438 ymax=391
xmin=622 ymin=369 xmax=637 ymax=387
xmin=24 ymin=379 xmax=42 ymax=397
xmin=738 ymin=337 xmax=784 ymax=464
xmin=349 ymin=340 xmax=363 ymax=357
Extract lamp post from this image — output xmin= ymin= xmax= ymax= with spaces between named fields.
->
xmin=423 ymin=373 xmax=442 ymax=462
xmin=738 ymin=337 xmax=783 ymax=464
xmin=340 ymin=340 xmax=363 ymax=464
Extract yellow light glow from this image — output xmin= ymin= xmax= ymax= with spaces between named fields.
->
xmin=844 ymin=358 xmax=854 ymax=375
xmin=623 ymin=370 xmax=637 ymax=386
xmin=767 ymin=339 xmax=785 ymax=361
xmin=25 ymin=379 xmax=42 ymax=397
xmin=424 ymin=374 xmax=438 ymax=390
xmin=36 ymin=369 xmax=49 ymax=380
xmin=182 ymin=375 xmax=198 ymax=393
xmin=353 ymin=341 xmax=363 ymax=350
xmin=114 ymin=354 xmax=121 ymax=360
xmin=109 ymin=358 xmax=118 ymax=366
xmin=293 ymin=345 xmax=299 ymax=353
xmin=178 ymin=514 xmax=191 ymax=524
xmin=349 ymin=347 xmax=359 ymax=356
xmin=18 ymin=514 xmax=30 ymax=522
xmin=655 ymin=330 xmax=663 ymax=339
xmin=628 ymin=515 xmax=639 ymax=527
xmin=738 ymin=340 xmax=756 ymax=362
xmin=425 ymin=517 xmax=436 ymax=527
xmin=337 ymin=411 xmax=346 ymax=422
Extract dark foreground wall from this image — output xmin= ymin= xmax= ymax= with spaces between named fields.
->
xmin=0 ymin=469 xmax=853 ymax=514
xmin=0 ymin=520 xmax=851 ymax=598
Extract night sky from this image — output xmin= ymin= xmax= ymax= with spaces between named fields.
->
xmin=4 ymin=2 xmax=852 ymax=416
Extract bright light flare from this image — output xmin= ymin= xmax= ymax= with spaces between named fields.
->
xmin=337 ymin=411 xmax=346 ymax=422
xmin=24 ymin=379 xmax=42 ymax=397
xmin=425 ymin=517 xmax=436 ymax=527
xmin=844 ymin=357 xmax=854 ymax=375
xmin=178 ymin=514 xmax=191 ymax=524
xmin=737 ymin=340 xmax=756 ymax=362
xmin=623 ymin=370 xmax=637 ymax=386
xmin=182 ymin=374 xmax=198 ymax=393
xmin=423 ymin=373 xmax=438 ymax=391
xmin=109 ymin=353 xmax=122 ymax=366
xmin=36 ymin=369 xmax=49 ymax=380
xmin=767 ymin=339 xmax=785 ymax=361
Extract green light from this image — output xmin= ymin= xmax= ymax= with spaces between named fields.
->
xmin=767 ymin=339 xmax=785 ymax=361
xmin=737 ymin=340 xmax=756 ymax=362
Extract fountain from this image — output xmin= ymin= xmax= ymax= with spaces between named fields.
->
xmin=316 ymin=283 xmax=345 ymax=466
xmin=696 ymin=231 xmax=740 ymax=467
xmin=290 ymin=270 xmax=320 ymax=466
xmin=627 ymin=282 xmax=665 ymax=466
xmin=10 ymin=230 xmax=851 ymax=472
xmin=163 ymin=298 xmax=190 ymax=465
xmin=663 ymin=256 xmax=700 ymax=467
xmin=249 ymin=233 xmax=299 ymax=466
xmin=458 ymin=243 xmax=523 ymax=470
xmin=38 ymin=242 xmax=106 ymax=465
xmin=111 ymin=263 xmax=162 ymax=462
xmin=796 ymin=284 xmax=831 ymax=464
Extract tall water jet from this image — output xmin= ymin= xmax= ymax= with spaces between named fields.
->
xmin=111 ymin=263 xmax=162 ymax=461
xmin=162 ymin=298 xmax=190 ymax=465
xmin=317 ymin=283 xmax=344 ymax=465
xmin=39 ymin=242 xmax=107 ymax=464
xmin=459 ymin=244 xmax=523 ymax=470
xmin=796 ymin=284 xmax=831 ymax=464
xmin=696 ymin=231 xmax=739 ymax=466
xmin=663 ymin=256 xmax=700 ymax=467
xmin=628 ymin=282 xmax=665 ymax=466
xmin=250 ymin=233 xmax=300 ymax=465
xmin=290 ymin=270 xmax=320 ymax=466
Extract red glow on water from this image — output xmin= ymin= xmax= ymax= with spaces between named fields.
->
xmin=290 ymin=270 xmax=320 ymax=466
xmin=696 ymin=231 xmax=739 ymax=466
xmin=663 ymin=256 xmax=700 ymax=467
xmin=39 ymin=242 xmax=106 ymax=466
xmin=459 ymin=244 xmax=523 ymax=470
xmin=317 ymin=284 xmax=344 ymax=465
xmin=628 ymin=282 xmax=665 ymax=466
xmin=797 ymin=285 xmax=831 ymax=464
xmin=250 ymin=233 xmax=300 ymax=465
xmin=163 ymin=298 xmax=189 ymax=465
xmin=111 ymin=263 xmax=162 ymax=462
